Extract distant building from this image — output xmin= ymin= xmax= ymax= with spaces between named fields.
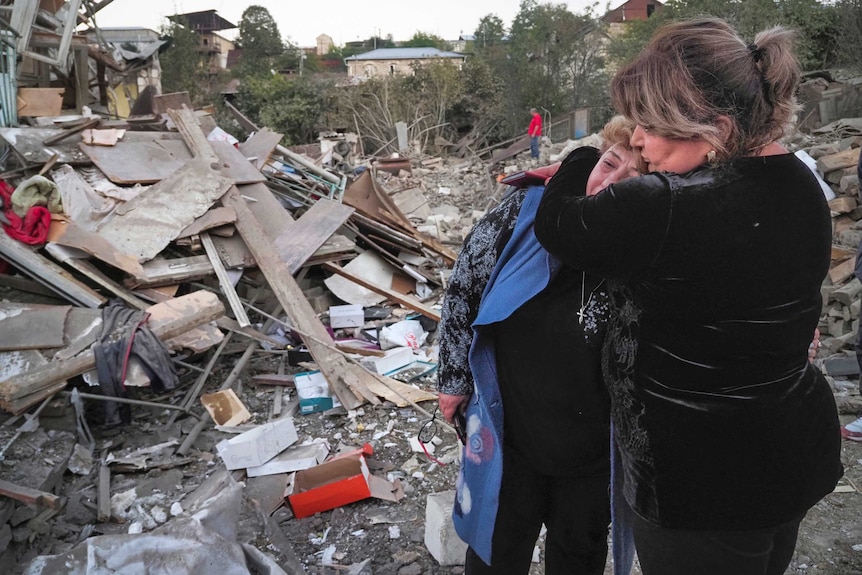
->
xmin=84 ymin=27 xmax=167 ymax=118
xmin=344 ymin=47 xmax=466 ymax=79
xmin=316 ymin=34 xmax=334 ymax=56
xmin=602 ymin=0 xmax=664 ymax=36
xmin=168 ymin=10 xmax=236 ymax=73
xmin=450 ymin=34 xmax=474 ymax=53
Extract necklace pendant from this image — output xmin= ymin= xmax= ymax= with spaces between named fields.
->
xmin=577 ymin=307 xmax=586 ymax=325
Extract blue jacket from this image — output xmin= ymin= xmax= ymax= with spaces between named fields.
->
xmin=452 ymin=186 xmax=559 ymax=564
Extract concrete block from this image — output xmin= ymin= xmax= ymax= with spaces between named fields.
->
xmin=425 ymin=490 xmax=467 ymax=566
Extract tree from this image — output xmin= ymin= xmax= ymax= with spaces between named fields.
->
xmin=402 ymin=32 xmax=452 ymax=51
xmin=236 ymin=5 xmax=285 ymax=78
xmin=608 ymin=0 xmax=841 ymax=71
xmin=159 ymin=17 xmax=210 ymax=106
xmin=834 ymin=0 xmax=862 ymax=70
xmin=474 ymin=14 xmax=506 ymax=50
xmin=235 ymin=74 xmax=337 ymax=145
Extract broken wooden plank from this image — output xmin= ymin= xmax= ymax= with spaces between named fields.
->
xmin=124 ymin=255 xmax=215 ymax=289
xmin=222 ymin=186 xmax=375 ymax=411
xmin=44 ymin=244 xmax=149 ymax=311
xmin=169 ymin=110 xmax=381 ymax=409
xmin=95 ymin=156 xmax=234 ymax=262
xmin=0 ymin=231 xmax=105 ymax=308
xmin=152 ymin=91 xmax=193 ymax=115
xmin=361 ymin=375 xmax=438 ymax=408
xmin=274 ymin=199 xmax=354 ymax=273
xmin=42 ymin=118 xmax=100 ymax=146
xmin=177 ymin=206 xmax=237 ymax=239
xmin=0 ymin=479 xmax=63 ymax=509
xmin=0 ymin=291 xmax=225 ymax=412
xmin=211 ymin=140 xmax=266 ymax=185
xmin=238 ymin=127 xmax=283 ymax=170
xmin=251 ymin=374 xmax=295 ymax=386
xmin=81 ymin=128 xmax=125 ymax=146
xmin=322 ymin=262 xmax=441 ymax=322
xmin=98 ymin=462 xmax=111 ymax=522
xmin=47 ymin=220 xmax=144 ymax=276
xmin=78 ymin=139 xmax=189 ymax=184
xmin=0 ymin=304 xmax=70 ymax=351
xmin=201 ymin=231 xmax=250 ymax=327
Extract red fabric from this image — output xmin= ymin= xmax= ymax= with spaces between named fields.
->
xmin=528 ymin=113 xmax=542 ymax=137
xmin=0 ymin=180 xmax=51 ymax=245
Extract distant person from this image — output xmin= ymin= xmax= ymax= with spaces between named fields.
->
xmin=844 ymin=147 xmax=862 ymax=441
xmin=528 ymin=108 xmax=542 ymax=160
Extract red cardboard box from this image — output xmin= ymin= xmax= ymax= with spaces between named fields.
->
xmin=286 ymin=454 xmax=372 ymax=518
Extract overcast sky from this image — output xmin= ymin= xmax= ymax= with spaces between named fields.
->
xmin=92 ymin=0 xmax=610 ymax=47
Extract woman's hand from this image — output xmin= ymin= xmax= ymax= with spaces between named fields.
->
xmin=808 ymin=327 xmax=820 ymax=363
xmin=438 ymin=393 xmax=469 ymax=423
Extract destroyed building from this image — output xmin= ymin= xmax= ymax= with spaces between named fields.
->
xmin=0 ymin=2 xmax=860 ymax=575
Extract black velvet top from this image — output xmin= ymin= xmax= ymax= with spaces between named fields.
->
xmin=535 ymin=152 xmax=844 ymax=530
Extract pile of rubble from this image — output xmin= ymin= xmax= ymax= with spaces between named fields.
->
xmin=0 ymin=81 xmax=560 ymax=572
xmin=0 ymin=85 xmax=861 ymax=573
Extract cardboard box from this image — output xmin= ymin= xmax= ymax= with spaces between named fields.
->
xmin=329 ymin=304 xmax=364 ymax=328
xmin=200 ymin=389 xmax=251 ymax=427
xmin=246 ymin=441 xmax=330 ymax=478
xmin=294 ymin=371 xmax=342 ymax=414
xmin=284 ymin=445 xmax=405 ymax=518
xmin=216 ymin=417 xmax=298 ymax=470
xmin=286 ymin=454 xmax=373 ymax=518
xmin=360 ymin=346 xmax=414 ymax=375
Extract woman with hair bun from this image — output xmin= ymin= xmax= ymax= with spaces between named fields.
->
xmin=535 ymin=17 xmax=844 ymax=575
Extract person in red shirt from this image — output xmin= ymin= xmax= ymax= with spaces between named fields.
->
xmin=528 ymin=108 xmax=542 ymax=159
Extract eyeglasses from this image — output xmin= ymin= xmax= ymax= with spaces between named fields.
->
xmin=418 ymin=406 xmax=466 ymax=446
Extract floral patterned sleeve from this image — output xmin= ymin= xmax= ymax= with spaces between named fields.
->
xmin=436 ymin=189 xmax=527 ymax=396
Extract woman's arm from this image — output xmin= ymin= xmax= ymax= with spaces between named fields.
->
xmin=436 ymin=190 xmax=526 ymax=405
xmin=535 ymin=171 xmax=674 ymax=280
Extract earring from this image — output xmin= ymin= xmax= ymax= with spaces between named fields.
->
xmin=706 ymin=150 xmax=717 ymax=163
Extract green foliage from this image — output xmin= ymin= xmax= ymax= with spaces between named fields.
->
xmin=609 ymin=0 xmax=841 ymax=70
xmin=223 ymin=0 xmax=854 ymax=156
xmin=236 ymin=5 xmax=286 ymax=78
xmin=234 ymin=74 xmax=338 ymax=145
xmin=158 ymin=18 xmax=211 ymax=107
xmin=402 ymin=32 xmax=452 ymax=51
xmin=472 ymin=0 xmax=612 ymax=137
xmin=834 ymin=0 xmax=862 ymax=70
xmin=474 ymin=14 xmax=507 ymax=49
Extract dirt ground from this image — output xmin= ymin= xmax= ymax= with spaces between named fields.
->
xmin=1 ymin=342 xmax=861 ymax=575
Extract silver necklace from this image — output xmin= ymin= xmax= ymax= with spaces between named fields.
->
xmin=578 ymin=271 xmax=605 ymax=325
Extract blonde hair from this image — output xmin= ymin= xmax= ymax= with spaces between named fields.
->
xmin=610 ymin=17 xmax=801 ymax=160
xmin=600 ymin=115 xmax=647 ymax=173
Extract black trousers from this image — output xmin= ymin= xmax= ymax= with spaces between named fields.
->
xmin=632 ymin=512 xmax=803 ymax=575
xmin=465 ymin=452 xmax=610 ymax=575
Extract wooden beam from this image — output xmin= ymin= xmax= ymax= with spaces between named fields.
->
xmin=222 ymin=186 xmax=375 ymax=410
xmin=200 ymin=231 xmax=250 ymax=327
xmin=0 ymin=479 xmax=63 ymax=509
xmin=167 ymin=108 xmax=380 ymax=410
xmin=0 ymin=291 xmax=225 ymax=412
xmin=0 ymin=231 xmax=105 ymax=308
